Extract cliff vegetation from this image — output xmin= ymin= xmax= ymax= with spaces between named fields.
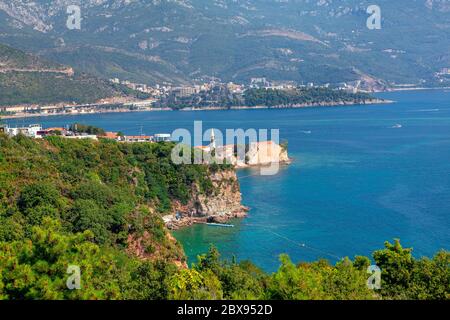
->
xmin=0 ymin=134 xmax=448 ymax=300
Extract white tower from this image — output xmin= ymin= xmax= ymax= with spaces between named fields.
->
xmin=210 ymin=129 xmax=216 ymax=150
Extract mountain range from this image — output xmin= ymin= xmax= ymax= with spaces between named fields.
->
xmin=0 ymin=0 xmax=449 ymax=89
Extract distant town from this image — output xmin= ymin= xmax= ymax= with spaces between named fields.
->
xmin=0 ymin=123 xmax=172 ymax=143
xmin=112 ymin=76 xmax=360 ymax=100
xmin=0 ymin=77 xmax=378 ymax=118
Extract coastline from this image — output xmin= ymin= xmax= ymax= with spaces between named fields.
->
xmin=179 ymin=98 xmax=391 ymax=111
xmin=165 ymin=159 xmax=292 ymax=231
xmin=1 ymin=98 xmax=391 ymax=120
xmin=0 ymin=107 xmax=173 ymax=120
xmin=386 ymin=86 xmax=450 ymax=92
xmin=165 ymin=208 xmax=249 ymax=230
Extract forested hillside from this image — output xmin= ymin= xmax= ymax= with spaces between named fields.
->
xmin=0 ymin=43 xmax=65 ymax=71
xmin=243 ymin=88 xmax=375 ymax=107
xmin=0 ymin=43 xmax=143 ymax=106
xmin=0 ymin=134 xmax=448 ymax=300
xmin=157 ymin=87 xmax=378 ymax=109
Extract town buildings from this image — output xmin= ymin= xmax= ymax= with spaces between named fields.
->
xmin=0 ymin=123 xmax=171 ymax=144
xmin=154 ymin=134 xmax=172 ymax=142
xmin=0 ymin=124 xmax=43 ymax=138
xmin=123 ymin=135 xmax=153 ymax=143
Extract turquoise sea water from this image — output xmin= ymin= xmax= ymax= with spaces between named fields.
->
xmin=10 ymin=90 xmax=450 ymax=271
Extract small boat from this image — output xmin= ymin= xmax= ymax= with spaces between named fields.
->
xmin=391 ymin=124 xmax=403 ymax=129
xmin=206 ymin=223 xmax=235 ymax=228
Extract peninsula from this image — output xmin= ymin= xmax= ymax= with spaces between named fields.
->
xmin=0 ymin=122 xmax=289 ymax=230
xmin=0 ymin=131 xmax=447 ymax=300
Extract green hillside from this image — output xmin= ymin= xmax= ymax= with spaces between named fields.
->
xmin=0 ymin=43 xmax=143 ymax=106
xmin=0 ymin=134 xmax=448 ymax=300
xmin=0 ymin=71 xmax=138 ymax=106
xmin=0 ymin=42 xmax=62 ymax=70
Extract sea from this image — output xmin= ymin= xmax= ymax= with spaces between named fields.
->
xmin=8 ymin=89 xmax=450 ymax=272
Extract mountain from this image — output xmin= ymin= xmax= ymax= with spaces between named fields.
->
xmin=0 ymin=0 xmax=449 ymax=89
xmin=0 ymin=43 xmax=142 ymax=106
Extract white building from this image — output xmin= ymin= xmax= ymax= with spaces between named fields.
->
xmin=154 ymin=133 xmax=172 ymax=142
xmin=4 ymin=124 xmax=43 ymax=138
xmin=123 ymin=135 xmax=153 ymax=143
xmin=65 ymin=135 xmax=98 ymax=141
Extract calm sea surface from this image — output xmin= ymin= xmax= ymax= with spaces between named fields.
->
xmin=10 ymin=90 xmax=450 ymax=271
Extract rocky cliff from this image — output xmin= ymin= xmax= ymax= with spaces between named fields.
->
xmin=244 ymin=141 xmax=290 ymax=167
xmin=165 ymin=169 xmax=248 ymax=229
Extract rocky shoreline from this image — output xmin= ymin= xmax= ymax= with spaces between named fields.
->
xmin=164 ymin=208 xmax=249 ymax=230
xmin=163 ymin=169 xmax=250 ymax=230
xmin=164 ymin=157 xmax=291 ymax=230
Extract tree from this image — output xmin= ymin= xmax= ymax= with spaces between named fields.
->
xmin=18 ymin=183 xmax=60 ymax=212
xmin=373 ymin=239 xmax=414 ymax=299
xmin=194 ymin=246 xmax=265 ymax=299
xmin=323 ymin=257 xmax=375 ymax=300
xmin=68 ymin=199 xmax=112 ymax=244
xmin=124 ymin=260 xmax=178 ymax=300
xmin=197 ymin=245 xmax=221 ymax=274
xmin=168 ymin=268 xmax=223 ymax=300
xmin=0 ymin=218 xmax=129 ymax=300
xmin=408 ymin=251 xmax=449 ymax=300
xmin=267 ymin=255 xmax=326 ymax=300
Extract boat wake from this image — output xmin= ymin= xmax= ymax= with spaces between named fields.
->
xmin=413 ymin=109 xmax=440 ymax=112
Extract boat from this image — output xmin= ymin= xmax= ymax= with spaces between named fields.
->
xmin=391 ymin=124 xmax=403 ymax=129
xmin=206 ymin=223 xmax=235 ymax=228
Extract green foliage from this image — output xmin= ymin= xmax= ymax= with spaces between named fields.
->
xmin=373 ymin=239 xmax=414 ymax=298
xmin=267 ymin=254 xmax=381 ymax=300
xmin=168 ymin=268 xmax=223 ymax=300
xmin=192 ymin=246 xmax=266 ymax=300
xmin=18 ymin=183 xmax=61 ymax=211
xmin=69 ymin=123 xmax=106 ymax=135
xmin=155 ymin=87 xmax=375 ymax=110
xmin=0 ymin=72 xmax=128 ymax=106
xmin=322 ymin=258 xmax=375 ymax=300
xmin=0 ymin=44 xmax=149 ymax=107
xmin=409 ymin=251 xmax=450 ymax=300
xmin=373 ymin=239 xmax=450 ymax=300
xmin=0 ymin=134 xmax=220 ymax=254
xmin=244 ymin=88 xmax=373 ymax=107
xmin=123 ymin=260 xmax=178 ymax=300
xmin=0 ymin=134 xmax=448 ymax=301
xmin=0 ymin=218 xmax=126 ymax=299
xmin=0 ymin=43 xmax=61 ymax=70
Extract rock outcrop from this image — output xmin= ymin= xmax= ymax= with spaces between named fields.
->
xmin=165 ymin=169 xmax=248 ymax=229
xmin=197 ymin=141 xmax=291 ymax=168
xmin=243 ymin=141 xmax=290 ymax=167
xmin=165 ymin=143 xmax=290 ymax=230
